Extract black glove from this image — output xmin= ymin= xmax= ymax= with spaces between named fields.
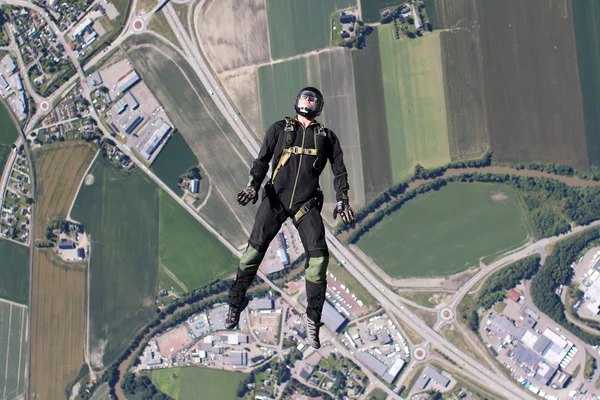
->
xmin=333 ymin=199 xmax=355 ymax=225
xmin=237 ymin=186 xmax=258 ymax=206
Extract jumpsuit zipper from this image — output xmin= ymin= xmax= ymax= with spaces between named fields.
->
xmin=289 ymin=124 xmax=307 ymax=209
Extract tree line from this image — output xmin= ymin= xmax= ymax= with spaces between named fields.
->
xmin=341 ymin=171 xmax=600 ymax=245
xmin=531 ymin=227 xmax=600 ymax=345
xmin=75 ymin=278 xmax=233 ymax=399
xmin=335 ymin=150 xmax=493 ymax=236
xmin=459 ymin=255 xmax=540 ymax=332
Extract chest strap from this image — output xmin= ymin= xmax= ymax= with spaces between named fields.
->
xmin=272 ymin=146 xmax=321 ymax=182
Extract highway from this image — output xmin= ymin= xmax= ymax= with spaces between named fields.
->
xmin=2 ymin=0 xmax=598 ymax=398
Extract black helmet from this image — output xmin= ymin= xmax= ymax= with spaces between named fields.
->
xmin=294 ymin=87 xmax=324 ymax=119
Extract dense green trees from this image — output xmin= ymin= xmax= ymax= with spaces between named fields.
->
xmin=459 ymin=255 xmax=540 ymax=333
xmin=531 ymin=228 xmax=600 ymax=344
xmin=122 ymin=373 xmax=171 ymax=399
xmin=477 ymin=255 xmax=540 ymax=310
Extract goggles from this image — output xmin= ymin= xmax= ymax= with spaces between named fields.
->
xmin=299 ymin=93 xmax=319 ymax=102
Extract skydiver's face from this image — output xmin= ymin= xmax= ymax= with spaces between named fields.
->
xmin=298 ymin=93 xmax=318 ymax=109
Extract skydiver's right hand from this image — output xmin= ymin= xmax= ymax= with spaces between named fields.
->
xmin=237 ymin=186 xmax=258 ymax=206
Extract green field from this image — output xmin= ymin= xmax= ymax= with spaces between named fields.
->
xmin=0 ymin=145 xmax=9 ymax=178
xmin=357 ymin=183 xmax=530 ymax=278
xmin=197 ymin=187 xmax=248 ymax=247
xmin=0 ymin=302 xmax=27 ymax=400
xmin=159 ymin=190 xmax=237 ymax=292
xmin=573 ymin=0 xmax=600 ymax=168
xmin=266 ymin=0 xmax=355 ymax=59
xmin=0 ymin=240 xmax=29 ymax=305
xmin=71 ymin=157 xmax=159 ymax=367
xmin=90 ymin=383 xmax=110 ymax=400
xmin=378 ymin=28 xmax=450 ymax=182
xmin=0 ymin=100 xmax=18 ymax=178
xmin=258 ymin=58 xmax=308 ymax=132
xmin=360 ymin=0 xmax=404 ymax=23
xmin=368 ymin=387 xmax=388 ymax=400
xmin=0 ymin=101 xmax=19 ymax=146
xmin=150 ymin=131 xmax=198 ymax=196
xmin=352 ymin=29 xmax=393 ymax=202
xmin=153 ymin=367 xmax=247 ymax=400
xmin=125 ymin=35 xmax=256 ymax=236
xmin=423 ymin=0 xmax=438 ymax=29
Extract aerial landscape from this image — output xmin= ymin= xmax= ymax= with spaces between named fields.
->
xmin=2 ymin=0 xmax=600 ymax=399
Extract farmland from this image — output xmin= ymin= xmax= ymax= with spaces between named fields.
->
xmin=194 ymin=0 xmax=270 ymax=73
xmin=572 ymin=0 xmax=600 ymax=168
xmin=361 ymin=0 xmax=405 ymax=23
xmin=159 ymin=190 xmax=238 ymax=292
xmin=258 ymin=58 xmax=308 ymax=132
xmin=435 ymin=0 xmax=489 ymax=160
xmin=0 ymin=240 xmax=29 ymax=305
xmin=378 ymin=27 xmax=450 ymax=182
xmin=29 ymin=141 xmax=95 ymax=399
xmin=0 ymin=301 xmax=27 ymax=400
xmin=265 ymin=0 xmax=355 ymax=59
xmin=315 ymin=48 xmax=366 ymax=211
xmin=0 ymin=145 xmax=9 ymax=178
xmin=220 ymin=68 xmax=263 ymax=138
xmin=474 ymin=0 xmax=587 ymax=168
xmin=352 ymin=29 xmax=392 ymax=202
xmin=153 ymin=367 xmax=247 ymax=399
xmin=150 ymin=131 xmax=198 ymax=196
xmin=0 ymin=101 xmax=19 ymax=146
xmin=198 ymin=186 xmax=248 ymax=247
xmin=31 ymin=141 xmax=97 ymax=241
xmin=30 ymin=250 xmax=85 ymax=400
xmin=356 ymin=182 xmax=529 ymax=278
xmin=71 ymin=157 xmax=159 ymax=368
xmin=124 ymin=35 xmax=256 ymax=233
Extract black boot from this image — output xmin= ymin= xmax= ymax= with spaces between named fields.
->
xmin=305 ymin=280 xmax=327 ymax=349
xmin=226 ymin=268 xmax=256 ymax=329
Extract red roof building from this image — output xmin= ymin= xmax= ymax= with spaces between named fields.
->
xmin=507 ymin=289 xmax=521 ymax=303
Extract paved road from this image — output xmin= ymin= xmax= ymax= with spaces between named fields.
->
xmin=450 ymin=220 xmax=600 ymax=312
xmin=325 ymin=233 xmax=538 ymax=400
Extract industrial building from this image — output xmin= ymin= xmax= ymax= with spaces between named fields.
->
xmin=1 ymin=55 xmax=16 ymax=75
xmin=58 ymin=238 xmax=76 ymax=250
xmin=113 ymin=92 xmax=139 ymax=114
xmin=415 ymin=366 xmax=450 ymax=390
xmin=276 ymin=232 xmax=290 ymax=265
xmin=255 ymin=298 xmax=274 ymax=311
xmin=579 ymin=256 xmax=600 ymax=314
xmin=139 ymin=118 xmax=172 ymax=160
xmin=13 ymin=74 xmax=23 ymax=91
xmin=190 ymin=179 xmax=199 ymax=193
xmin=358 ymin=352 xmax=405 ymax=384
xmin=488 ymin=314 xmax=575 ymax=387
xmin=231 ymin=352 xmax=248 ymax=366
xmin=116 ymin=113 xmax=144 ymax=135
xmin=0 ymin=74 xmax=8 ymax=89
xmin=116 ymin=69 xmax=141 ymax=93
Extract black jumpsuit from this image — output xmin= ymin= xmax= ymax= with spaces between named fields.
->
xmin=228 ymin=117 xmax=350 ymax=322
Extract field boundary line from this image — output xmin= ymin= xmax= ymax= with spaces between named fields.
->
xmin=0 ymin=236 xmax=29 ymax=248
xmin=0 ymin=298 xmax=27 ymax=309
xmin=3 ymin=303 xmax=12 ymax=400
xmin=160 ymin=264 xmax=188 ymax=292
xmin=67 ymin=147 xmax=101 ymax=223
xmin=15 ymin=306 xmax=25 ymax=397
xmin=195 ymin=172 xmax=212 ymax=211
xmin=211 ymin=179 xmax=250 ymax=237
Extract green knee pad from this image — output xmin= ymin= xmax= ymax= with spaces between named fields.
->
xmin=239 ymin=245 xmax=265 ymax=272
xmin=305 ymin=255 xmax=329 ymax=284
